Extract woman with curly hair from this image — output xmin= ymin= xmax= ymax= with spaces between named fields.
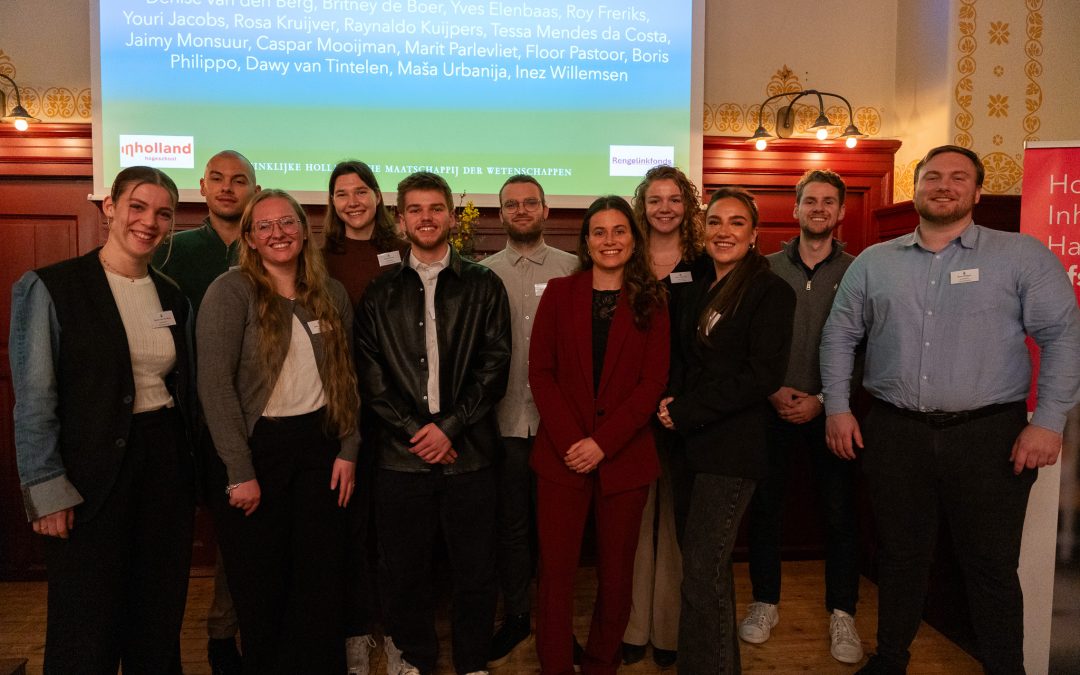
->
xmin=624 ymin=165 xmax=705 ymax=668
xmin=530 ymin=195 xmax=670 ymax=675
xmin=198 ymin=189 xmax=360 ymax=673
xmin=656 ymin=187 xmax=796 ymax=674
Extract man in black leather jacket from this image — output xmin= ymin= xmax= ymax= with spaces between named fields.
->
xmin=354 ymin=171 xmax=511 ymax=675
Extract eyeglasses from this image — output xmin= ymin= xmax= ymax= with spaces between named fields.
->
xmin=502 ymin=198 xmax=543 ymax=212
xmin=252 ymin=216 xmax=299 ymax=239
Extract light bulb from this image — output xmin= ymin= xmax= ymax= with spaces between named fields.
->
xmin=755 ymin=138 xmax=767 ymax=151
xmin=845 ymin=136 xmax=858 ymax=148
xmin=14 ymin=118 xmax=29 ymax=131
xmin=815 ymin=127 xmax=829 ymax=140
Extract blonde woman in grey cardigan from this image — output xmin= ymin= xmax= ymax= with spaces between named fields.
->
xmin=197 ymin=189 xmax=360 ymax=674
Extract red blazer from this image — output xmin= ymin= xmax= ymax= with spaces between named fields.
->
xmin=529 ymin=270 xmax=670 ymax=496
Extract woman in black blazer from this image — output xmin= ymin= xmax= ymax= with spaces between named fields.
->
xmin=657 ymin=187 xmax=796 ymax=674
xmin=10 ymin=166 xmax=195 ymax=673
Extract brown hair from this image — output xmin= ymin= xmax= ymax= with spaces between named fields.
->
xmin=633 ymin=165 xmax=704 ymax=262
xmin=396 ymin=171 xmax=453 ymax=214
xmin=322 ymin=160 xmax=404 ymax=254
xmin=111 ymin=165 xmax=179 ymax=206
xmin=499 ymin=174 xmax=546 ymax=204
xmin=795 ymin=168 xmax=847 ymax=205
xmin=577 ymin=195 xmax=668 ymax=330
xmin=914 ymin=145 xmax=985 ymax=187
xmin=238 ymin=189 xmax=359 ymax=438
xmin=698 ymin=187 xmax=770 ymax=340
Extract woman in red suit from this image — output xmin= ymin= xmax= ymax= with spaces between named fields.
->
xmin=529 ymin=195 xmax=670 ymax=675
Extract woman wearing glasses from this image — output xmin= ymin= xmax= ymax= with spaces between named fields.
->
xmin=198 ymin=189 xmax=360 ymax=673
xmin=10 ymin=166 xmax=195 ymax=672
xmin=657 ymin=187 xmax=795 ymax=674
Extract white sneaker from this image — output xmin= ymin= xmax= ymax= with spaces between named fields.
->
xmin=385 ymin=636 xmax=421 ymax=675
xmin=346 ymin=634 xmax=377 ymax=675
xmin=829 ymin=609 xmax=864 ymax=664
xmin=738 ymin=601 xmax=779 ymax=644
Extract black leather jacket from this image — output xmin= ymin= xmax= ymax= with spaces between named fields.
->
xmin=354 ymin=248 xmax=511 ymax=473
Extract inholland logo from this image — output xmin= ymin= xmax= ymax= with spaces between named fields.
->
xmin=119 ymin=135 xmax=195 ymax=169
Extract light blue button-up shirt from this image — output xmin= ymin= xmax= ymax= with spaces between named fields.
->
xmin=820 ymin=222 xmax=1080 ymax=433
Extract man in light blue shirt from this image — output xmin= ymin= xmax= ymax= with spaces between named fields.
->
xmin=820 ymin=145 xmax=1080 ymax=674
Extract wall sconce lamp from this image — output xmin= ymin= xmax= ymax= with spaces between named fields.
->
xmin=0 ymin=74 xmax=41 ymax=131
xmin=746 ymin=89 xmax=865 ymax=150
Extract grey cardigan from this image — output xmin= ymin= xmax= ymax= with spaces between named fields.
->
xmin=197 ymin=269 xmax=359 ymax=484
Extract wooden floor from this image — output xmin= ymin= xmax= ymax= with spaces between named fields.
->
xmin=0 ymin=560 xmax=980 ymax=674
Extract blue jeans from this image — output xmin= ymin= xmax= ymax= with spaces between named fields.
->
xmin=678 ymin=474 xmax=756 ymax=675
xmin=746 ymin=411 xmax=859 ymax=614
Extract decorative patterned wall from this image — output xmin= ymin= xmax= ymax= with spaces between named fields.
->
xmin=0 ymin=51 xmax=91 ymax=123
xmin=703 ymin=65 xmax=884 ymax=140
xmin=949 ymin=0 xmax=1043 ymax=195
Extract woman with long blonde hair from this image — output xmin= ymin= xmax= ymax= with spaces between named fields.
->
xmin=198 ymin=188 xmax=360 ymax=673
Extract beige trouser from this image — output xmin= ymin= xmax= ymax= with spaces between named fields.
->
xmin=623 ymin=448 xmax=682 ymax=650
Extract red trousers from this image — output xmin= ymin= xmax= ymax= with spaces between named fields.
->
xmin=535 ymin=474 xmax=649 ymax=675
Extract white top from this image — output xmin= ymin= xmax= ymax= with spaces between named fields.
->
xmin=263 ymin=314 xmax=327 ymax=417
xmin=104 ymin=270 xmax=175 ymax=413
xmin=410 ymin=249 xmax=450 ymax=414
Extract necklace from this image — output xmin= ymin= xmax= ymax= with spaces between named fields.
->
xmin=99 ymin=251 xmax=147 ymax=281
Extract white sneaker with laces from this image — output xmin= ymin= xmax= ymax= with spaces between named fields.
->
xmin=385 ymin=635 xmax=421 ymax=675
xmin=738 ymin=601 xmax=779 ymax=644
xmin=346 ymin=634 xmax=377 ymax=675
xmin=829 ymin=609 xmax=864 ymax=664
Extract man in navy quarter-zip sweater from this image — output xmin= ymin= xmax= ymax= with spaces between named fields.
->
xmin=739 ymin=169 xmax=863 ymax=665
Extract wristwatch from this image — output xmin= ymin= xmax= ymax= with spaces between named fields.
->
xmin=815 ymin=393 xmax=825 ymax=405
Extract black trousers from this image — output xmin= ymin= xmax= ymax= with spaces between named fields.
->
xmin=214 ymin=411 xmax=347 ymax=675
xmin=496 ymin=435 xmax=537 ymax=617
xmin=863 ymin=400 xmax=1033 ymax=674
xmin=746 ymin=411 xmax=860 ymax=614
xmin=42 ymin=407 xmax=195 ymax=675
xmin=376 ymin=467 xmax=498 ymax=675
xmin=345 ymin=439 xmax=380 ymax=637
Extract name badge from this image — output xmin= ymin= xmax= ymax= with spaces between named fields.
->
xmin=307 ymin=320 xmax=331 ymax=334
xmin=534 ymin=282 xmax=548 ymax=296
xmin=377 ymin=251 xmax=402 ymax=267
xmin=669 ymin=271 xmax=693 ymax=284
xmin=950 ymin=268 xmax=980 ymax=285
xmin=150 ymin=310 xmax=176 ymax=328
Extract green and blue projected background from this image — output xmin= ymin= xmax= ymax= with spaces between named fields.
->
xmin=93 ymin=0 xmax=700 ymax=204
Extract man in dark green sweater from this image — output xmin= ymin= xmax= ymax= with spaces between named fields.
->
xmin=153 ymin=150 xmax=260 ymax=675
xmin=738 ymin=169 xmax=863 ymax=665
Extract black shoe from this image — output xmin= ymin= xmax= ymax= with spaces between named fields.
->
xmin=621 ymin=642 xmax=646 ymax=665
xmin=573 ymin=636 xmax=585 ymax=671
xmin=653 ymin=647 xmax=677 ymax=668
xmin=487 ymin=612 xmax=532 ymax=667
xmin=855 ymin=654 xmax=906 ymax=674
xmin=208 ymin=637 xmax=242 ymax=675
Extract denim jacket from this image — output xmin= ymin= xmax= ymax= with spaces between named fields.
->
xmin=9 ymin=271 xmax=81 ymax=519
xmin=10 ymin=250 xmax=195 ymax=522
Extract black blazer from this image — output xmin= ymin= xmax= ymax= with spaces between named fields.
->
xmin=34 ymin=248 xmax=195 ymax=522
xmin=667 ymin=265 xmax=796 ymax=479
